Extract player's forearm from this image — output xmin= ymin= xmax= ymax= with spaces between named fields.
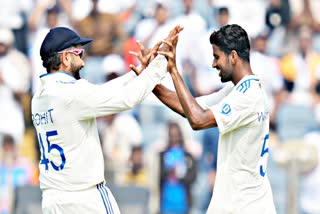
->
xmin=115 ymin=55 xmax=168 ymax=109
xmin=170 ymin=68 xmax=214 ymax=130
xmin=91 ymin=55 xmax=168 ymax=116
xmin=106 ymin=71 xmax=136 ymax=87
xmin=153 ymin=84 xmax=186 ymax=117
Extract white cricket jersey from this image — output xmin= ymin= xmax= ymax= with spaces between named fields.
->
xmin=31 ymin=55 xmax=167 ymax=191
xmin=197 ymin=75 xmax=276 ymax=214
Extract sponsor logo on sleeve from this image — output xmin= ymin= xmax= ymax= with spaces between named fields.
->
xmin=221 ymin=103 xmax=231 ymax=115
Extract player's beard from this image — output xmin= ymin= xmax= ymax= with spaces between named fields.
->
xmin=71 ymin=63 xmax=83 ymax=80
xmin=220 ymin=69 xmax=232 ymax=83
xmin=219 ymin=59 xmax=233 ymax=83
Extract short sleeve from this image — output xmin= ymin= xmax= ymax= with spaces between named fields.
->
xmin=210 ymin=90 xmax=258 ymax=135
xmin=196 ymin=83 xmax=234 ymax=110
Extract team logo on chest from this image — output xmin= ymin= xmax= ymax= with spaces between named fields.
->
xmin=221 ymin=103 xmax=231 ymax=115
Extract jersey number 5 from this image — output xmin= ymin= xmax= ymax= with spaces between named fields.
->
xmin=38 ymin=130 xmax=66 ymax=171
xmin=259 ymin=134 xmax=269 ymax=177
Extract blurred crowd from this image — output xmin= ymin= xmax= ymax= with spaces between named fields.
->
xmin=1 ymin=0 xmax=320 ymax=213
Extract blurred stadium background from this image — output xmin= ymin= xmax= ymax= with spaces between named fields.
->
xmin=1 ymin=0 xmax=320 ymax=213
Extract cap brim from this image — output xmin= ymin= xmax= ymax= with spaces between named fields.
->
xmin=55 ymin=37 xmax=93 ymax=53
xmin=77 ymin=38 xmax=93 ymax=46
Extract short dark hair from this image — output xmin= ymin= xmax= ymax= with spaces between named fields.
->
xmin=42 ymin=53 xmax=62 ymax=72
xmin=2 ymin=134 xmax=15 ymax=146
xmin=218 ymin=7 xmax=229 ymax=15
xmin=209 ymin=24 xmax=250 ymax=62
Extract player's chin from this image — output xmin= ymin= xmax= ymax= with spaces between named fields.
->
xmin=219 ymin=74 xmax=226 ymax=82
xmin=74 ymin=67 xmax=84 ymax=80
xmin=74 ymin=70 xmax=81 ymax=80
xmin=220 ymin=75 xmax=229 ymax=83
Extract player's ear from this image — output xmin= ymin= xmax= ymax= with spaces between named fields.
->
xmin=61 ymin=52 xmax=70 ymax=66
xmin=230 ymin=50 xmax=237 ymax=65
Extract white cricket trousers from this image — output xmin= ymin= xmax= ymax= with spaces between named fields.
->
xmin=42 ymin=183 xmax=121 ymax=214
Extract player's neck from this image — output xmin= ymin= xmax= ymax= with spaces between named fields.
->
xmin=233 ymin=63 xmax=253 ymax=85
xmin=51 ymin=65 xmax=72 ymax=75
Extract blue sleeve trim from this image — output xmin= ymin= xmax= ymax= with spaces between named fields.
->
xmin=40 ymin=71 xmax=76 ymax=80
xmin=236 ymin=78 xmax=259 ymax=94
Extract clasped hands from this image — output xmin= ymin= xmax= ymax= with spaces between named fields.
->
xmin=129 ymin=25 xmax=184 ymax=75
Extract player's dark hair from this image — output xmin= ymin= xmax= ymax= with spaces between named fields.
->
xmin=210 ymin=24 xmax=250 ymax=62
xmin=218 ymin=7 xmax=229 ymax=15
xmin=42 ymin=53 xmax=62 ymax=73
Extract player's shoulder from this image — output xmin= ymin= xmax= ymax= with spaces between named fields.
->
xmin=47 ymin=78 xmax=92 ymax=99
xmin=229 ymin=75 xmax=264 ymax=106
xmin=57 ymin=79 xmax=96 ymax=101
xmin=235 ymin=75 xmax=262 ymax=95
xmin=60 ymin=78 xmax=92 ymax=90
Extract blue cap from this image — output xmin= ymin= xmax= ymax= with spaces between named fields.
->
xmin=40 ymin=27 xmax=92 ymax=59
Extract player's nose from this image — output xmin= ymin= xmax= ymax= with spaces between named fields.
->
xmin=212 ymin=60 xmax=217 ymax=68
xmin=80 ymin=59 xmax=85 ymax=67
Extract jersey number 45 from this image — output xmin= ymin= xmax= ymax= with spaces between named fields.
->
xmin=38 ymin=130 xmax=66 ymax=171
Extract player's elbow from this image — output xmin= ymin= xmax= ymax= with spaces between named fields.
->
xmin=188 ymin=117 xmax=204 ymax=130
xmin=190 ymin=121 xmax=216 ymax=130
xmin=188 ymin=111 xmax=216 ymax=130
xmin=190 ymin=124 xmax=202 ymax=130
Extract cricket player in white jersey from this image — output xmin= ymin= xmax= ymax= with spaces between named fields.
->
xmin=31 ymin=26 xmax=178 ymax=213
xmin=131 ymin=24 xmax=276 ymax=213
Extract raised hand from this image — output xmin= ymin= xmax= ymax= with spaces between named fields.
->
xmin=129 ymin=40 xmax=162 ymax=75
xmin=159 ymin=25 xmax=184 ymax=52
xmin=157 ymin=34 xmax=179 ymax=73
xmin=165 ymin=25 xmax=183 ymax=42
xmin=129 ymin=25 xmax=183 ymax=75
